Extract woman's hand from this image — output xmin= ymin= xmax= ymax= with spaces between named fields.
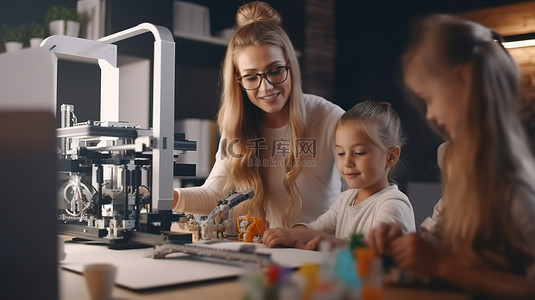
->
xmin=261 ymin=228 xmax=297 ymax=248
xmin=172 ymin=190 xmax=179 ymax=210
xmin=365 ymin=222 xmax=404 ymax=254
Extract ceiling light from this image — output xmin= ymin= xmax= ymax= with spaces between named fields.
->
xmin=503 ymin=33 xmax=535 ymax=49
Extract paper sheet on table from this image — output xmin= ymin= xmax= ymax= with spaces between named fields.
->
xmin=61 ymin=241 xmax=328 ymax=290
xmin=197 ymin=241 xmax=328 ymax=268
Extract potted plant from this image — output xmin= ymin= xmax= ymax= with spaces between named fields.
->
xmin=1 ymin=24 xmax=25 ymax=52
xmin=45 ymin=5 xmax=81 ymax=37
xmin=26 ymin=22 xmax=47 ymax=48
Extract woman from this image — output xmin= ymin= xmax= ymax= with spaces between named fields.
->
xmin=173 ymin=1 xmax=344 ymax=228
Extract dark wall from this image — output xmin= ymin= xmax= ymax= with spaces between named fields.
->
xmin=0 ymin=0 xmax=77 ymax=26
xmin=334 ymin=0 xmax=530 ymax=183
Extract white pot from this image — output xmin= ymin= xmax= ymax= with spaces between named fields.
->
xmin=65 ymin=20 xmax=80 ymax=37
xmin=49 ymin=20 xmax=65 ymax=35
xmin=4 ymin=41 xmax=23 ymax=52
xmin=49 ymin=20 xmax=80 ymax=37
xmin=30 ymin=38 xmax=44 ymax=48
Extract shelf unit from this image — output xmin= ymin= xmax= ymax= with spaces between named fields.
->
xmin=173 ymin=31 xmax=230 ymax=46
xmin=103 ymin=0 xmax=230 ymax=120
xmin=102 ymin=0 xmax=303 ymax=121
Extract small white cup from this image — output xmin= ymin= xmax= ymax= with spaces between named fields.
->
xmin=83 ymin=263 xmax=117 ymax=300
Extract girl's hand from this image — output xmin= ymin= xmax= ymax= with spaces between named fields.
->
xmin=299 ymin=234 xmax=346 ymax=251
xmin=365 ymin=222 xmax=404 ymax=254
xmin=389 ymin=233 xmax=442 ymax=276
xmin=261 ymin=228 xmax=296 ymax=248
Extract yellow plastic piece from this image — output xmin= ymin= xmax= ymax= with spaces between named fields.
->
xmin=298 ymin=263 xmax=319 ymax=300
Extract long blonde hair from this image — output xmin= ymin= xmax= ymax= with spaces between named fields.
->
xmin=218 ymin=1 xmax=305 ymax=227
xmin=403 ymin=14 xmax=535 ymax=272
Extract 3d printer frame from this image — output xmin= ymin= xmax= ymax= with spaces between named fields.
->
xmin=44 ymin=23 xmax=195 ymax=247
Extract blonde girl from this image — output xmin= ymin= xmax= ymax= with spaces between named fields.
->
xmin=173 ymin=1 xmax=344 ymax=228
xmin=367 ymin=14 xmax=535 ymax=299
xmin=262 ymin=101 xmax=415 ymax=250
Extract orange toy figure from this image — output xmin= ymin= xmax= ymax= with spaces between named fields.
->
xmin=354 ymin=247 xmax=382 ymax=300
xmin=354 ymin=248 xmax=375 ymax=278
xmin=237 ymin=214 xmax=266 ymax=242
xmin=237 ymin=214 xmax=253 ymax=241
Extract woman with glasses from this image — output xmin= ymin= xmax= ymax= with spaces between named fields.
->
xmin=172 ymin=1 xmax=344 ymax=229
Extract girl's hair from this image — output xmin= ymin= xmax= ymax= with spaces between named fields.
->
xmin=217 ymin=1 xmax=305 ymax=227
xmin=403 ymin=14 xmax=535 ymax=272
xmin=336 ymin=101 xmax=405 ymax=183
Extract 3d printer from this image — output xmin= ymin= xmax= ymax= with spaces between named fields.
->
xmin=46 ymin=23 xmax=196 ymax=247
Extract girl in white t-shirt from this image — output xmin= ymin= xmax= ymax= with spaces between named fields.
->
xmin=262 ymin=101 xmax=415 ymax=250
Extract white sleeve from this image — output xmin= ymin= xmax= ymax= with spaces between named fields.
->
xmin=298 ymin=195 xmax=346 ymax=235
xmin=374 ymin=199 xmax=416 ymax=233
xmin=173 ymin=139 xmax=233 ymax=214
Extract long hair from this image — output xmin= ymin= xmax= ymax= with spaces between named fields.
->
xmin=403 ymin=14 xmax=535 ymax=272
xmin=218 ymin=1 xmax=305 ymax=227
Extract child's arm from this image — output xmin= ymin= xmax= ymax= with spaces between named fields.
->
xmin=299 ymin=231 xmax=347 ymax=251
xmin=261 ymin=225 xmax=319 ymax=248
xmin=262 ymin=191 xmax=347 ymax=248
xmin=262 ymin=225 xmax=342 ymax=250
xmin=390 ymin=233 xmax=535 ymax=299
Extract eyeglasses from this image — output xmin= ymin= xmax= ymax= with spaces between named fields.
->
xmin=236 ymin=64 xmax=290 ymax=90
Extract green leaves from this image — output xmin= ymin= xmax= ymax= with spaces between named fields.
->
xmin=1 ymin=22 xmax=46 ymax=45
xmin=0 ymin=24 xmax=25 ymax=43
xmin=45 ymin=5 xmax=80 ymax=24
xmin=27 ymin=22 xmax=46 ymax=39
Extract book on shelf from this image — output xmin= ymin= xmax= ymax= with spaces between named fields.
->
xmin=173 ymin=1 xmax=210 ymax=37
